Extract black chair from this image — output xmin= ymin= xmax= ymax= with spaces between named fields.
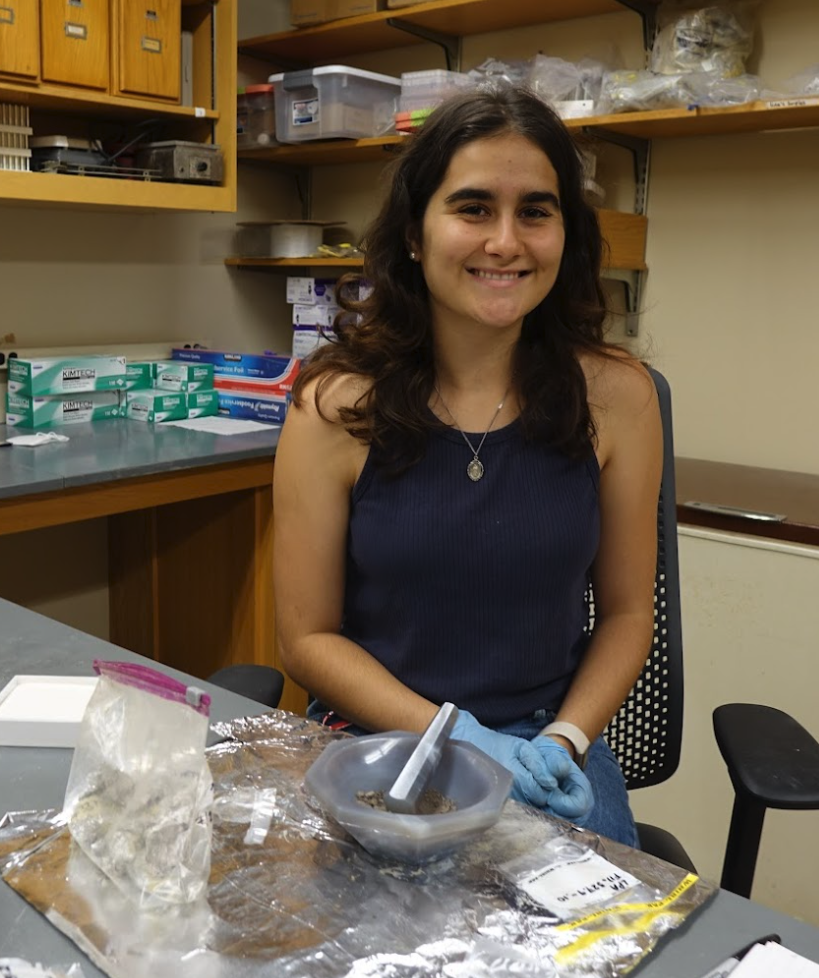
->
xmin=607 ymin=368 xmax=819 ymax=897
xmin=207 ymin=663 xmax=285 ymax=710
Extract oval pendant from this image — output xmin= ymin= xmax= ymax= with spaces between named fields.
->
xmin=467 ymin=458 xmax=484 ymax=482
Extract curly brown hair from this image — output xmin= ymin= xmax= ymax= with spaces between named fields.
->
xmin=293 ymin=85 xmax=617 ymax=472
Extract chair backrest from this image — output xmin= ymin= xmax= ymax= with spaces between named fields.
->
xmin=603 ymin=367 xmax=685 ymax=791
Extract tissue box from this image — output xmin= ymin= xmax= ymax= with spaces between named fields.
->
xmin=8 ymin=355 xmax=127 ymax=396
xmin=125 ymin=391 xmax=188 ymax=423
xmin=6 ymin=391 xmax=122 ymax=427
xmin=153 ymin=361 xmax=214 ymax=393
xmin=123 ymin=362 xmax=153 ymax=390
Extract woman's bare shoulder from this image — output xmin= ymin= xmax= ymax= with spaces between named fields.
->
xmin=294 ymin=371 xmax=373 ymax=425
xmin=579 ymin=347 xmax=655 ymax=418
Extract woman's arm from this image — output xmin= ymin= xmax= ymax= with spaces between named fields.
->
xmin=273 ymin=378 xmax=439 ymax=734
xmin=547 ymin=357 xmax=663 ymax=755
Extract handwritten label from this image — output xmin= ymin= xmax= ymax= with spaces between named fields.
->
xmin=515 ymin=850 xmax=640 ymax=917
xmin=765 ymin=97 xmax=819 ymax=109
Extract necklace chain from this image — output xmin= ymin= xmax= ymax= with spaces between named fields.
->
xmin=434 ymin=385 xmax=508 ymax=482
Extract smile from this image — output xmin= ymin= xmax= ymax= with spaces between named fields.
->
xmin=468 ymin=269 xmax=529 ymax=281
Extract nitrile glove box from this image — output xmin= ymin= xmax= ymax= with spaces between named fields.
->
xmin=292 ymin=302 xmax=339 ymax=327
xmin=172 ymin=349 xmax=300 ymax=386
xmin=125 ymin=391 xmax=188 ymax=423
xmin=8 ymin=355 xmax=127 ymax=396
xmin=6 ymin=390 xmax=122 ymax=427
xmin=285 ymin=276 xmax=338 ymax=304
xmin=216 ymin=391 xmax=288 ymax=425
xmin=153 ymin=361 xmax=214 ymax=393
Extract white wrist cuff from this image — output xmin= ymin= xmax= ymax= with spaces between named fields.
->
xmin=540 ymin=721 xmax=591 ymax=769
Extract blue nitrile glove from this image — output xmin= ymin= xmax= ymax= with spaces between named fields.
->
xmin=529 ymin=735 xmax=595 ymax=820
xmin=451 ymin=710 xmax=573 ymax=808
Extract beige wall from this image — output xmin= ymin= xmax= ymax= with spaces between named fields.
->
xmin=1 ymin=0 xmax=818 ymax=925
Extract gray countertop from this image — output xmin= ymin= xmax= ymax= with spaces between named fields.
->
xmin=0 ymin=419 xmax=281 ymax=500
xmin=1 ymin=599 xmax=819 ymax=977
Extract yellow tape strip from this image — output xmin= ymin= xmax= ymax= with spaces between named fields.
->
xmin=554 ymin=873 xmax=700 ymax=965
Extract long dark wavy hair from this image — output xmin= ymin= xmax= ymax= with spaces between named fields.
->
xmin=293 ymin=85 xmax=616 ymax=473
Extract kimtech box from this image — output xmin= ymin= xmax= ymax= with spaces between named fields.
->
xmin=123 ymin=362 xmax=152 ymax=390
xmin=187 ymin=390 xmax=219 ymax=418
xmin=172 ymin=349 xmax=300 ymax=387
xmin=153 ymin=361 xmax=214 ymax=393
xmin=8 ymin=356 xmax=127 ymax=396
xmin=6 ymin=391 xmax=122 ymax=427
xmin=125 ymin=391 xmax=188 ymax=423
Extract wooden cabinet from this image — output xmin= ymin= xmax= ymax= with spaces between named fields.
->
xmin=0 ymin=0 xmax=39 ymax=81
xmin=114 ymin=0 xmax=180 ymax=102
xmin=40 ymin=0 xmax=109 ymax=90
xmin=0 ymin=0 xmax=236 ymax=212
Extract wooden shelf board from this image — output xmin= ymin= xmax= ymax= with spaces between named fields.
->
xmin=238 ymin=136 xmax=407 ymax=167
xmin=225 ymin=257 xmax=364 ymax=268
xmin=0 ymin=81 xmax=218 ymax=121
xmin=239 ymin=0 xmax=624 ymax=67
xmin=0 ymin=170 xmax=235 ymax=212
xmin=225 ymin=210 xmax=646 ymax=273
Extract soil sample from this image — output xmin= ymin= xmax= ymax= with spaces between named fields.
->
xmin=356 ymin=788 xmax=457 ymax=815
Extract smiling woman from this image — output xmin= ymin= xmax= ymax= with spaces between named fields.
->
xmin=272 ymin=87 xmax=662 ymax=849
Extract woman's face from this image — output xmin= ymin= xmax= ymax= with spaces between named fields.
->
xmin=416 ymin=132 xmax=566 ymax=337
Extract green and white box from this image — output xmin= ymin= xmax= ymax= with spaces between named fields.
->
xmin=6 ymin=391 xmax=122 ymax=427
xmin=123 ymin=362 xmax=152 ymax=390
xmin=153 ymin=361 xmax=214 ymax=393
xmin=187 ymin=390 xmax=219 ymax=418
xmin=8 ymin=356 xmax=127 ymax=396
xmin=125 ymin=391 xmax=188 ymax=423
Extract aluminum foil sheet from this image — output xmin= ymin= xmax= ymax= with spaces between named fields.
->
xmin=0 ymin=712 xmax=716 ymax=978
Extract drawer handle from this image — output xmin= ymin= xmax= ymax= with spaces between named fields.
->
xmin=0 ymin=7 xmax=14 ymax=25
xmin=683 ymin=500 xmax=787 ymax=523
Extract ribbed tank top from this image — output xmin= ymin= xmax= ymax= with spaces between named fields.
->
xmin=341 ymin=419 xmax=600 ymax=727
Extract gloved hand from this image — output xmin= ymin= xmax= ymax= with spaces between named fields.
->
xmin=528 ymin=735 xmax=595 ymax=820
xmin=451 ymin=710 xmax=584 ymax=810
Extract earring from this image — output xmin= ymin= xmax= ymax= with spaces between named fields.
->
xmin=409 ymin=251 xmax=417 ymax=261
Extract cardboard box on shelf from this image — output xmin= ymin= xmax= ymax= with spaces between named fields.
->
xmin=290 ymin=0 xmax=383 ymax=27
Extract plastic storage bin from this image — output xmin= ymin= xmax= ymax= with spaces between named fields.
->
xmin=245 ymin=83 xmax=277 ymax=147
xmin=399 ymin=69 xmax=473 ymax=113
xmin=268 ymin=65 xmax=401 ymax=143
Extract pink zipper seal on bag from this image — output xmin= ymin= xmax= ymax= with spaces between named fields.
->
xmin=93 ymin=660 xmax=211 ymax=716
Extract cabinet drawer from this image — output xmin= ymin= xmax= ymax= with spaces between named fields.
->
xmin=0 ymin=0 xmax=39 ymax=80
xmin=115 ymin=0 xmax=180 ymax=102
xmin=40 ymin=0 xmax=109 ymax=90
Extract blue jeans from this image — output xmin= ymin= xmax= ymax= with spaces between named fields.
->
xmin=307 ymin=703 xmax=639 ymax=849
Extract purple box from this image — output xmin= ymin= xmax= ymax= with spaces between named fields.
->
xmin=216 ymin=391 xmax=288 ymax=425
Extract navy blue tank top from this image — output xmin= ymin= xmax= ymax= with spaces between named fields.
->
xmin=341 ymin=419 xmax=600 ymax=726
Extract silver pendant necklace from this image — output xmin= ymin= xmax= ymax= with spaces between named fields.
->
xmin=434 ymin=385 xmax=508 ymax=482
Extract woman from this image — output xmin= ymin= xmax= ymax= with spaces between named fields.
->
xmin=273 ymin=87 xmax=662 ymax=847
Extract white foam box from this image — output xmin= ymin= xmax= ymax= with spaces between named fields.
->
xmin=0 ymin=675 xmax=99 ymax=747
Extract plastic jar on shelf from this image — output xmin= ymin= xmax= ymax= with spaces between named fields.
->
xmin=245 ymin=84 xmax=277 ymax=147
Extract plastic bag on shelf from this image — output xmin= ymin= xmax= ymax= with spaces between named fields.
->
xmin=650 ymin=0 xmax=759 ymax=77
xmin=685 ymin=69 xmax=761 ymax=105
xmin=63 ymin=660 xmax=214 ymax=910
xmin=779 ymin=63 xmax=819 ymax=97
xmin=528 ymin=55 xmax=610 ymax=117
xmin=467 ymin=57 xmax=532 ymax=90
xmin=598 ymin=69 xmax=696 ymax=113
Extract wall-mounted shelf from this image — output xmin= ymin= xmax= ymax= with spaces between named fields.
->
xmin=225 ymin=257 xmax=364 ymax=269
xmin=238 ymin=0 xmax=625 ymax=69
xmin=224 ymin=209 xmax=646 ymax=273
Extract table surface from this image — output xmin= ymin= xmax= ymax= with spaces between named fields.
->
xmin=1 ymin=599 xmax=819 ymax=977
xmin=0 ymin=420 xmax=281 ymax=499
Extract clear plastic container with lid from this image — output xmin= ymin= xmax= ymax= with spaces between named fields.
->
xmin=245 ymin=83 xmax=277 ymax=147
xmin=268 ymin=65 xmax=401 ymax=143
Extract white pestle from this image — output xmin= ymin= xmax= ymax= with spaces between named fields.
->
xmin=384 ymin=702 xmax=459 ymax=814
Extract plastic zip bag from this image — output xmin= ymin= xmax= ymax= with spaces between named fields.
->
xmin=650 ymin=1 xmax=760 ymax=78
xmin=63 ymin=660 xmax=213 ymax=909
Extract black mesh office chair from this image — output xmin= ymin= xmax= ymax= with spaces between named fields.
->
xmin=609 ymin=368 xmax=819 ymax=898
